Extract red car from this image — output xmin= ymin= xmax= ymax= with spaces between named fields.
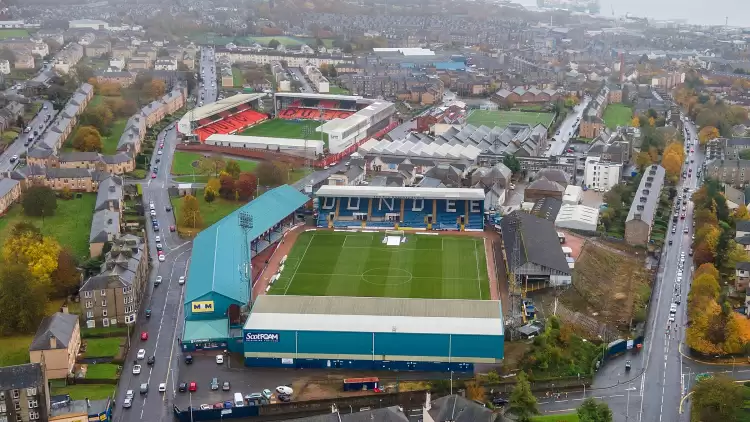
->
xmin=169 ymin=225 xmax=176 ymax=232
xmin=160 ymin=143 xmax=164 ymax=149
xmin=151 ymin=173 xmax=156 ymax=179
xmin=189 ymin=382 xmax=197 ymax=392
xmin=141 ymin=331 xmax=148 ymax=341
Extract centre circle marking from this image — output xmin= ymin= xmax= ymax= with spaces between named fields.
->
xmin=361 ymin=267 xmax=413 ymax=286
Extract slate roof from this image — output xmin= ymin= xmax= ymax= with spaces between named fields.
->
xmin=94 ymin=176 xmax=123 ymax=211
xmin=527 ymin=177 xmax=565 ymax=193
xmin=532 ymin=196 xmax=562 ymax=221
xmin=29 ymin=312 xmax=78 ymax=351
xmin=500 ymin=210 xmax=571 ymax=274
xmin=737 ymin=261 xmax=750 ymax=271
xmin=626 ymin=165 xmax=665 ymax=224
xmin=737 ymin=220 xmax=750 ymax=232
xmin=89 ymin=209 xmax=120 ymax=243
xmin=0 ymin=178 xmax=19 ymax=199
xmin=287 ymin=406 xmax=409 ymax=422
xmin=428 ymin=394 xmax=498 ymax=422
xmin=0 ymin=363 xmax=45 ymax=391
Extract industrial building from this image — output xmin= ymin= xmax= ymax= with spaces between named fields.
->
xmin=243 ymin=295 xmax=504 ymax=372
xmin=181 ymin=185 xmax=309 ymax=352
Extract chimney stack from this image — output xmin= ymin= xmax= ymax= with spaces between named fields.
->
xmin=49 ymin=334 xmax=57 ymax=349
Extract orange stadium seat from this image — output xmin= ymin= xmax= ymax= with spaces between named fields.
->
xmin=195 ymin=108 xmax=268 ymax=142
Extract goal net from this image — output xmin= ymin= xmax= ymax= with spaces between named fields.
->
xmin=383 ymin=230 xmax=406 ymax=246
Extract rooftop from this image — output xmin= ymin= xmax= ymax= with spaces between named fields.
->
xmin=315 ymin=185 xmax=485 ymax=200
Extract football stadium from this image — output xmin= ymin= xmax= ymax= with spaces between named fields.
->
xmin=175 ymin=92 xmax=398 ymax=166
xmin=181 ymin=185 xmax=503 ymax=372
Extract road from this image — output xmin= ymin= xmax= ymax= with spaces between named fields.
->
xmin=545 ymin=97 xmax=591 ymax=157
xmin=290 ymin=67 xmax=314 ymax=93
xmin=198 ymin=46 xmax=217 ymax=105
xmin=113 ymin=47 xmax=225 ymax=422
xmin=0 ymin=100 xmax=55 ymax=171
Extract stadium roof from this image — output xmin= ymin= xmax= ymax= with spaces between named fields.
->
xmin=245 ymin=295 xmax=503 ymax=336
xmin=184 ymin=185 xmax=310 ymax=305
xmin=315 ymin=185 xmax=486 ymax=200
xmin=205 ymin=134 xmax=324 ymax=154
xmin=373 ymin=47 xmax=436 ymax=56
xmin=274 ymin=92 xmax=363 ymax=101
xmin=188 ymin=93 xmax=267 ymax=122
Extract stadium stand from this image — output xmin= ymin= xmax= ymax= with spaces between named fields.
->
xmin=278 ymin=107 xmax=354 ymax=121
xmin=194 ymin=109 xmax=267 ymax=142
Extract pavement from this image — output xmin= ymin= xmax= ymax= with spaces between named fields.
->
xmin=0 ymin=100 xmax=55 ymax=172
xmin=544 ymin=96 xmax=591 ymax=157
xmin=112 ymin=46 xmax=224 ymax=422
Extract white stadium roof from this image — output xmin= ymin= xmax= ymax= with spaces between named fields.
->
xmin=359 ymin=138 xmax=482 ymax=161
xmin=187 ymin=93 xmax=266 ymax=122
xmin=274 ymin=92 xmax=363 ymax=101
xmin=316 ymin=185 xmax=486 ymax=200
xmin=245 ymin=295 xmax=503 ymax=336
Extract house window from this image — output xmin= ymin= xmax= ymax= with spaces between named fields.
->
xmin=86 ymin=320 xmax=95 ymax=329
xmin=26 ymin=388 xmax=36 ymax=396
xmin=86 ymin=311 xmax=93 ymax=319
xmin=85 ymin=301 xmax=92 ymax=309
xmin=100 ymin=289 xmax=106 ymax=297
xmin=102 ymin=310 xmax=107 ymax=317
xmin=102 ymin=318 xmax=110 ymax=327
xmin=27 ymin=400 xmax=37 ymax=408
xmin=0 ymin=415 xmax=7 ymax=422
xmin=0 ymin=403 xmax=5 ymax=412
xmin=13 ymin=402 xmax=19 ymax=412
xmin=125 ymin=314 xmax=136 ymax=324
xmin=125 ymin=305 xmax=133 ymax=314
xmin=122 ymin=286 xmax=132 ymax=294
xmin=101 ymin=300 xmax=107 ymax=307
xmin=84 ymin=291 xmax=92 ymax=298
xmin=29 ymin=411 xmax=39 ymax=420
xmin=11 ymin=390 xmax=18 ymax=399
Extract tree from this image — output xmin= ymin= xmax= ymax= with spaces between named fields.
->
xmin=508 ymin=371 xmax=538 ymax=422
xmin=198 ymin=155 xmax=225 ymax=177
xmin=16 ymin=115 xmax=25 ymax=130
xmin=204 ymin=187 xmax=217 ymax=203
xmin=50 ymin=249 xmax=80 ymax=298
xmin=0 ymin=47 xmax=16 ymax=63
xmin=144 ymin=79 xmax=166 ymax=101
xmin=268 ymin=39 xmax=280 ymax=49
xmin=733 ymin=204 xmax=750 ymax=221
xmin=22 ymin=186 xmax=57 ymax=217
xmin=577 ymin=398 xmax=613 ymax=422
xmin=255 ymin=161 xmax=288 ymax=187
xmin=648 ymin=116 xmax=656 ymax=127
xmin=635 ymin=151 xmax=652 ymax=169
xmin=206 ymin=177 xmax=221 ymax=193
xmin=662 ymin=151 xmax=682 ymax=177
xmin=219 ymin=172 xmax=236 ymax=199
xmin=80 ymin=105 xmax=114 ymax=134
xmin=739 ymin=149 xmax=750 ymax=160
xmin=224 ymin=160 xmax=242 ymax=179
xmin=0 ymin=263 xmax=48 ymax=335
xmin=236 ymin=172 xmax=258 ymax=200
xmin=179 ymin=194 xmax=203 ymax=229
xmin=698 ymin=126 xmax=720 ymax=145
xmin=72 ymin=125 xmax=103 ymax=152
xmin=691 ymin=376 xmax=743 ymax=422
xmin=2 ymin=230 xmax=61 ymax=290
xmin=503 ymin=155 xmax=521 ymax=174
xmin=631 ymin=116 xmax=640 ymax=127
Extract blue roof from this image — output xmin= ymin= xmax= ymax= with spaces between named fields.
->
xmin=184 ymin=185 xmax=309 ymax=305
xmin=435 ymin=62 xmax=465 ymax=71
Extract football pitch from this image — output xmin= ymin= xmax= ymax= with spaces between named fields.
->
xmin=466 ymin=110 xmax=554 ymax=129
xmin=269 ymin=231 xmax=490 ymax=300
xmin=240 ymin=119 xmax=328 ymax=144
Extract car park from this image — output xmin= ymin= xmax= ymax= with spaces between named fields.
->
xmin=222 ymin=381 xmax=230 ymax=391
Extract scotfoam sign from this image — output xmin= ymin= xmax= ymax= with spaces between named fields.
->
xmin=245 ymin=332 xmax=280 ymax=342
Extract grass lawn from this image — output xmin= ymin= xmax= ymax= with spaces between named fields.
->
xmin=0 ymin=29 xmax=29 ymax=39
xmin=100 ymin=118 xmax=127 ymax=154
xmin=0 ymin=335 xmax=33 ymax=366
xmin=240 ymin=119 xmax=329 ymax=144
xmin=171 ymin=151 xmax=258 ymax=175
xmin=232 ymin=67 xmax=244 ymax=87
xmin=172 ymin=190 xmax=246 ymax=231
xmin=466 ymin=110 xmax=555 ymax=129
xmin=603 ymin=103 xmax=633 ymax=130
xmin=81 ymin=325 xmax=129 ymax=338
xmin=249 ymin=36 xmax=304 ymax=46
xmin=85 ymin=363 xmax=119 ymax=379
xmin=0 ymin=193 xmax=97 ymax=259
xmin=173 ymin=175 xmax=211 ymax=183
xmin=328 ymin=86 xmax=350 ymax=95
xmin=269 ymin=232 xmax=490 ymax=300
xmin=532 ymin=414 xmax=579 ymax=422
xmin=88 ymin=94 xmax=105 ymax=108
xmin=51 ymin=384 xmax=115 ymax=401
xmin=84 ymin=338 xmax=123 ymax=358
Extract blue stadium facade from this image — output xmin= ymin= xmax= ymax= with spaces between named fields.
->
xmin=315 ymin=186 xmax=485 ymax=231
xmin=242 ymin=296 xmax=504 ymax=372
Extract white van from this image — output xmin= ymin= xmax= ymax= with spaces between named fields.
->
xmin=234 ymin=392 xmax=244 ymax=407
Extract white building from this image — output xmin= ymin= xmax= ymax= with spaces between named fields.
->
xmin=154 ymin=58 xmax=177 ymax=71
xmin=562 ymin=185 xmax=582 ymax=205
xmin=0 ymin=59 xmax=10 ymax=75
xmin=584 ymin=156 xmax=622 ymax=192
xmin=555 ymin=204 xmax=600 ymax=232
xmin=69 ymin=19 xmax=109 ymax=30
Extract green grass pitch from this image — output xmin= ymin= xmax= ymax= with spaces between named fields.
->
xmin=240 ymin=119 xmax=329 ymax=144
xmin=466 ymin=110 xmax=554 ymax=129
xmin=269 ymin=231 xmax=490 ymax=300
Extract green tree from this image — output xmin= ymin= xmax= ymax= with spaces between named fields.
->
xmin=22 ymin=185 xmax=57 ymax=217
xmin=508 ymin=371 xmax=538 ymax=422
xmin=739 ymin=149 xmax=750 ymax=160
xmin=268 ymin=39 xmax=280 ymax=49
xmin=577 ymin=398 xmax=613 ymax=422
xmin=503 ymin=155 xmax=521 ymax=174
xmin=0 ymin=263 xmax=48 ymax=335
xmin=179 ymin=194 xmax=203 ymax=229
xmin=198 ymin=155 xmax=226 ymax=177
xmin=204 ymin=187 xmax=217 ymax=203
xmin=224 ymin=160 xmax=242 ymax=179
xmin=691 ymin=375 xmax=743 ymax=422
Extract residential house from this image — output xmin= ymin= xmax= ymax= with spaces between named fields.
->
xmin=579 ymin=85 xmax=610 ymax=139
xmin=327 ymin=159 xmax=366 ymax=186
xmin=0 ymin=363 xmax=50 ymax=422
xmin=0 ymin=59 xmax=9 ymax=74
xmin=89 ymin=176 xmax=123 ymax=257
xmin=53 ymin=43 xmax=84 ymax=73
xmin=79 ymin=234 xmax=149 ymax=327
xmin=85 ymin=41 xmax=110 ymax=58
xmin=28 ymin=312 xmax=80 ymax=379
xmin=736 ymin=261 xmax=750 ymax=291
xmin=524 ymin=177 xmax=566 ymax=202
xmin=94 ymin=70 xmax=135 ymax=87
xmin=705 ymin=159 xmax=750 ymax=188
xmin=584 ymin=156 xmax=622 ymax=192
xmin=625 ymin=165 xmax=665 ymax=245
xmin=0 ymin=101 xmax=24 ymax=133
xmin=0 ymin=177 xmax=21 ymax=214
xmin=14 ymin=52 xmax=34 ymax=69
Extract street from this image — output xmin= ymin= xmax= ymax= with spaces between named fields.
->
xmin=0 ymin=100 xmax=55 ymax=172
xmin=544 ymin=96 xmax=590 ymax=157
xmin=112 ymin=47 xmax=219 ymax=422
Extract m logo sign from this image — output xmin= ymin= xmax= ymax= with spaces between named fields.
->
xmin=191 ymin=301 xmax=214 ymax=313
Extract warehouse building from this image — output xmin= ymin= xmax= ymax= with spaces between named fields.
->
xmin=243 ymin=295 xmax=504 ymax=372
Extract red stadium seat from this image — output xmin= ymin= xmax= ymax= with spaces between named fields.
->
xmin=196 ymin=108 xmax=268 ymax=141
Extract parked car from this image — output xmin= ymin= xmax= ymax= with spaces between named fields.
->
xmin=179 ymin=383 xmax=187 ymax=392
xmin=179 ymin=276 xmax=185 ymax=285
xmin=189 ymin=382 xmax=197 ymax=392
xmin=211 ymin=378 xmax=219 ymax=390
xmin=216 ymin=354 xmax=224 ymax=364
xmin=276 ymin=386 xmax=293 ymax=396
xmin=222 ymin=381 xmax=230 ymax=391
